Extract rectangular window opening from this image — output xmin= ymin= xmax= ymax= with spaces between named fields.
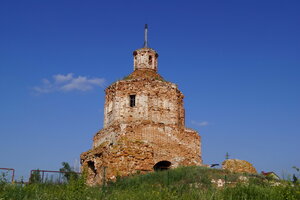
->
xmin=130 ymin=95 xmax=136 ymax=107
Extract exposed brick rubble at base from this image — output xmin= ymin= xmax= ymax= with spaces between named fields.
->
xmin=222 ymin=159 xmax=257 ymax=174
xmin=81 ymin=120 xmax=202 ymax=185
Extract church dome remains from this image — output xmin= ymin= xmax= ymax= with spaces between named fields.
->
xmin=80 ymin=25 xmax=202 ymax=185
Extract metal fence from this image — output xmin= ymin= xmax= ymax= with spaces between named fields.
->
xmin=0 ymin=168 xmax=15 ymax=183
xmin=0 ymin=167 xmax=81 ymax=184
xmin=29 ymin=170 xmax=81 ymax=184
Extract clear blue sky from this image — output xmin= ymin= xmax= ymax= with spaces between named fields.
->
xmin=0 ymin=0 xmax=299 ymax=180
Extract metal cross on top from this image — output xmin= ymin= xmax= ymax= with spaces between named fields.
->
xmin=144 ymin=24 xmax=148 ymax=48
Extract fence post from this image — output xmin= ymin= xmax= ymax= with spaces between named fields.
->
xmin=167 ymin=170 xmax=170 ymax=186
xmin=102 ymin=166 xmax=107 ymax=186
xmin=11 ymin=169 xmax=15 ymax=183
xmin=42 ymin=171 xmax=44 ymax=183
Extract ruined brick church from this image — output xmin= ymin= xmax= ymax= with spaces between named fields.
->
xmin=81 ymin=25 xmax=202 ymax=185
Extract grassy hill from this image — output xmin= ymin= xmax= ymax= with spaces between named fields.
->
xmin=1 ymin=166 xmax=299 ymax=200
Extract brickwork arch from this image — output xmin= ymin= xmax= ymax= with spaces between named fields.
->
xmin=153 ymin=160 xmax=171 ymax=171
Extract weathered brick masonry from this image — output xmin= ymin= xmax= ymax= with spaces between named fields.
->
xmin=81 ymin=44 xmax=202 ymax=185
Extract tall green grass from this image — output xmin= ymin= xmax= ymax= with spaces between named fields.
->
xmin=1 ymin=166 xmax=299 ymax=200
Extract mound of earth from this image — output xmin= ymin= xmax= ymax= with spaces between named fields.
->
xmin=222 ymin=159 xmax=257 ymax=174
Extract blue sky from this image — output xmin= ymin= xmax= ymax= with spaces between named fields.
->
xmin=0 ymin=0 xmax=299 ymax=180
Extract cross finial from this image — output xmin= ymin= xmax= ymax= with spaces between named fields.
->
xmin=144 ymin=24 xmax=148 ymax=48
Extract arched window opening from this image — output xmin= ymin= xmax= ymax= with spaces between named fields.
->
xmin=153 ymin=161 xmax=171 ymax=171
xmin=87 ymin=161 xmax=96 ymax=174
xmin=149 ymin=55 xmax=152 ymax=65
xmin=130 ymin=95 xmax=136 ymax=107
xmin=133 ymin=51 xmax=138 ymax=62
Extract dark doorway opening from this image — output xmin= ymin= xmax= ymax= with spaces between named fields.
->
xmin=153 ymin=161 xmax=171 ymax=171
xmin=87 ymin=161 xmax=96 ymax=174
